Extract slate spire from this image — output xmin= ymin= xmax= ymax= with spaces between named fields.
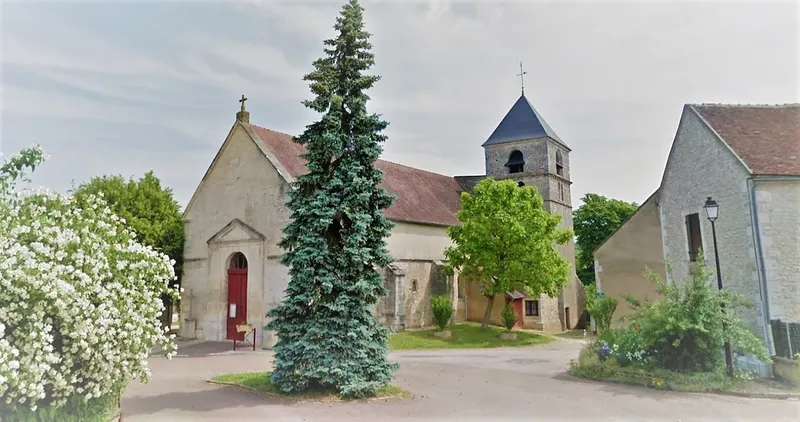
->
xmin=483 ymin=94 xmax=568 ymax=150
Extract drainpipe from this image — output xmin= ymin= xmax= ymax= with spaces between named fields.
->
xmin=746 ymin=177 xmax=775 ymax=357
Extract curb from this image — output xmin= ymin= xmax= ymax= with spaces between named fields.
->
xmin=712 ymin=389 xmax=800 ymax=400
xmin=567 ymin=371 xmax=800 ymax=400
xmin=205 ymin=378 xmax=410 ymax=403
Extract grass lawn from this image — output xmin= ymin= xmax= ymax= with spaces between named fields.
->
xmin=388 ymin=322 xmax=553 ymax=350
xmin=208 ymin=372 xmax=408 ymax=402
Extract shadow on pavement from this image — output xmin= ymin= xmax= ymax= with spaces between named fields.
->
xmin=168 ymin=341 xmax=269 ymax=358
xmin=121 ymin=384 xmax=290 ymax=418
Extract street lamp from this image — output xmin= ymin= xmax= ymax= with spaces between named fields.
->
xmin=703 ymin=196 xmax=734 ymax=378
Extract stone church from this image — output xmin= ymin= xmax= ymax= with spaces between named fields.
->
xmin=179 ymin=91 xmax=584 ymax=348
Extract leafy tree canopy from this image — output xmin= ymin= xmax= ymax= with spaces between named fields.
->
xmin=444 ymin=178 xmax=572 ymax=328
xmin=573 ymin=193 xmax=638 ymax=285
xmin=265 ymin=0 xmax=397 ymax=398
xmin=72 ymin=171 xmax=185 ymax=287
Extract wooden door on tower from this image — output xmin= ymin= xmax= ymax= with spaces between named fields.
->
xmin=226 ymin=252 xmax=248 ymax=340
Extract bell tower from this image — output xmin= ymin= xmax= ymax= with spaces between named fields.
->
xmin=481 ymin=81 xmax=580 ymax=331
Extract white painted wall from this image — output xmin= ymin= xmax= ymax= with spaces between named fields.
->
xmin=386 ymin=221 xmax=453 ymax=261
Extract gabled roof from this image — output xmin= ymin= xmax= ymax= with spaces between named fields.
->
xmin=250 ymin=125 xmax=463 ymax=227
xmin=592 ymin=190 xmax=660 ymax=255
xmin=691 ymin=104 xmax=800 ymax=176
xmin=483 ymin=94 xmax=568 ymax=150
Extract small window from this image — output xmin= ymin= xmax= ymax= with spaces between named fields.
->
xmin=411 ymin=279 xmax=418 ymax=292
xmin=685 ymin=213 xmax=703 ymax=262
xmin=506 ymin=150 xmax=525 ymax=174
xmin=524 ymin=300 xmax=539 ymax=316
xmin=517 ymin=181 xmax=525 ymax=187
xmin=558 ymin=183 xmax=564 ymax=201
xmin=555 ymin=150 xmax=564 ymax=176
xmin=229 ymin=252 xmax=247 ymax=269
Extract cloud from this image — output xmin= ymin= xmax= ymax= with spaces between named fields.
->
xmin=1 ymin=0 xmax=797 ymax=211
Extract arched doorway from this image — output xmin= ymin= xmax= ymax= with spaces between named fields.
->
xmin=226 ymin=252 xmax=248 ymax=340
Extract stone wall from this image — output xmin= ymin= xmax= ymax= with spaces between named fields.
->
xmin=180 ymin=122 xmax=291 ymax=348
xmin=658 ymin=106 xmax=767 ymax=342
xmin=754 ymin=180 xmax=800 ymax=323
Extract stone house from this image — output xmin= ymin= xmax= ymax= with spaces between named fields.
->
xmin=594 ymin=103 xmax=800 ymax=357
xmin=593 ymin=190 xmax=665 ymax=327
xmin=179 ymin=92 xmax=584 ymax=348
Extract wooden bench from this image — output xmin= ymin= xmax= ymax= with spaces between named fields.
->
xmin=233 ymin=324 xmax=256 ymax=351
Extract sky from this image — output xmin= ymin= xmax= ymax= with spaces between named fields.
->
xmin=1 ymin=0 xmax=798 ymax=210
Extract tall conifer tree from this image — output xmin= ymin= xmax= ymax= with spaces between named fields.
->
xmin=265 ymin=0 xmax=397 ymax=398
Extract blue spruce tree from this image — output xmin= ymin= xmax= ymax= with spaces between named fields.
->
xmin=265 ymin=0 xmax=398 ymax=398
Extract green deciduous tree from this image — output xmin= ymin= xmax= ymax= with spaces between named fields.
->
xmin=72 ymin=171 xmax=185 ymax=326
xmin=265 ymin=0 xmax=397 ymax=398
xmin=573 ymin=193 xmax=638 ymax=285
xmin=444 ymin=178 xmax=572 ymax=329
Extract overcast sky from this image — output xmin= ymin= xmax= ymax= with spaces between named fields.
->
xmin=1 ymin=0 xmax=798 ymax=210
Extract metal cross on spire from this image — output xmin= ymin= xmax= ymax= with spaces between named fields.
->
xmin=517 ymin=61 xmax=527 ymax=96
xmin=239 ymin=94 xmax=247 ymax=112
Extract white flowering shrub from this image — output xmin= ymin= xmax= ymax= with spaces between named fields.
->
xmin=0 ymin=146 xmax=180 ymax=412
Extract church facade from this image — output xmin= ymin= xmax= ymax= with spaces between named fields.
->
xmin=179 ymin=93 xmax=584 ymax=348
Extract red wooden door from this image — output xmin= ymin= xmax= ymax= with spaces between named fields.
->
xmin=513 ymin=299 xmax=524 ymax=328
xmin=226 ymin=268 xmax=248 ymax=340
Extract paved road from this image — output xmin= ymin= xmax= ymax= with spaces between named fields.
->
xmin=122 ymin=339 xmax=799 ymax=422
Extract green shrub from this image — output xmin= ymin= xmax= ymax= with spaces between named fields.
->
xmin=625 ymin=255 xmax=771 ymax=373
xmin=588 ymin=296 xmax=617 ymax=335
xmin=501 ymin=304 xmax=518 ymax=331
xmin=430 ymin=295 xmax=453 ymax=331
xmin=0 ymin=393 xmax=120 ymax=422
xmin=569 ymin=344 xmax=733 ymax=392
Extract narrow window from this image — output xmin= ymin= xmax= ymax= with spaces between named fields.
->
xmin=506 ymin=150 xmax=525 ymax=174
xmin=411 ymin=279 xmax=418 ymax=292
xmin=524 ymin=300 xmax=539 ymax=316
xmin=685 ymin=213 xmax=703 ymax=262
xmin=558 ymin=183 xmax=564 ymax=201
xmin=555 ymin=150 xmax=564 ymax=176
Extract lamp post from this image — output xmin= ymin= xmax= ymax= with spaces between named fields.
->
xmin=703 ymin=196 xmax=735 ymax=378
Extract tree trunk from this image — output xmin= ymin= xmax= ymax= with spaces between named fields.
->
xmin=481 ymin=295 xmax=496 ymax=329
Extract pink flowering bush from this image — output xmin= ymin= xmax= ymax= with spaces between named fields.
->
xmin=0 ymin=146 xmax=180 ymax=414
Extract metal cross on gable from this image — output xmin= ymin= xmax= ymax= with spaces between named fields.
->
xmin=517 ymin=61 xmax=527 ymax=96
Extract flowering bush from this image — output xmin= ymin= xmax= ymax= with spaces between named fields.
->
xmin=625 ymin=257 xmax=771 ymax=372
xmin=596 ymin=341 xmax=612 ymax=361
xmin=0 ymin=146 xmax=180 ymax=412
xmin=603 ymin=328 xmax=648 ymax=367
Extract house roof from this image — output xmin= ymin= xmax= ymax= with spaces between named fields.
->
xmin=482 ymin=94 xmax=568 ymax=150
xmin=692 ymin=104 xmax=800 ymax=176
xmin=250 ymin=125 xmax=463 ymax=227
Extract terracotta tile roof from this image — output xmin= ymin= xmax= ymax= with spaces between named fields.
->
xmin=692 ymin=104 xmax=800 ymax=176
xmin=251 ymin=125 xmax=463 ymax=226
